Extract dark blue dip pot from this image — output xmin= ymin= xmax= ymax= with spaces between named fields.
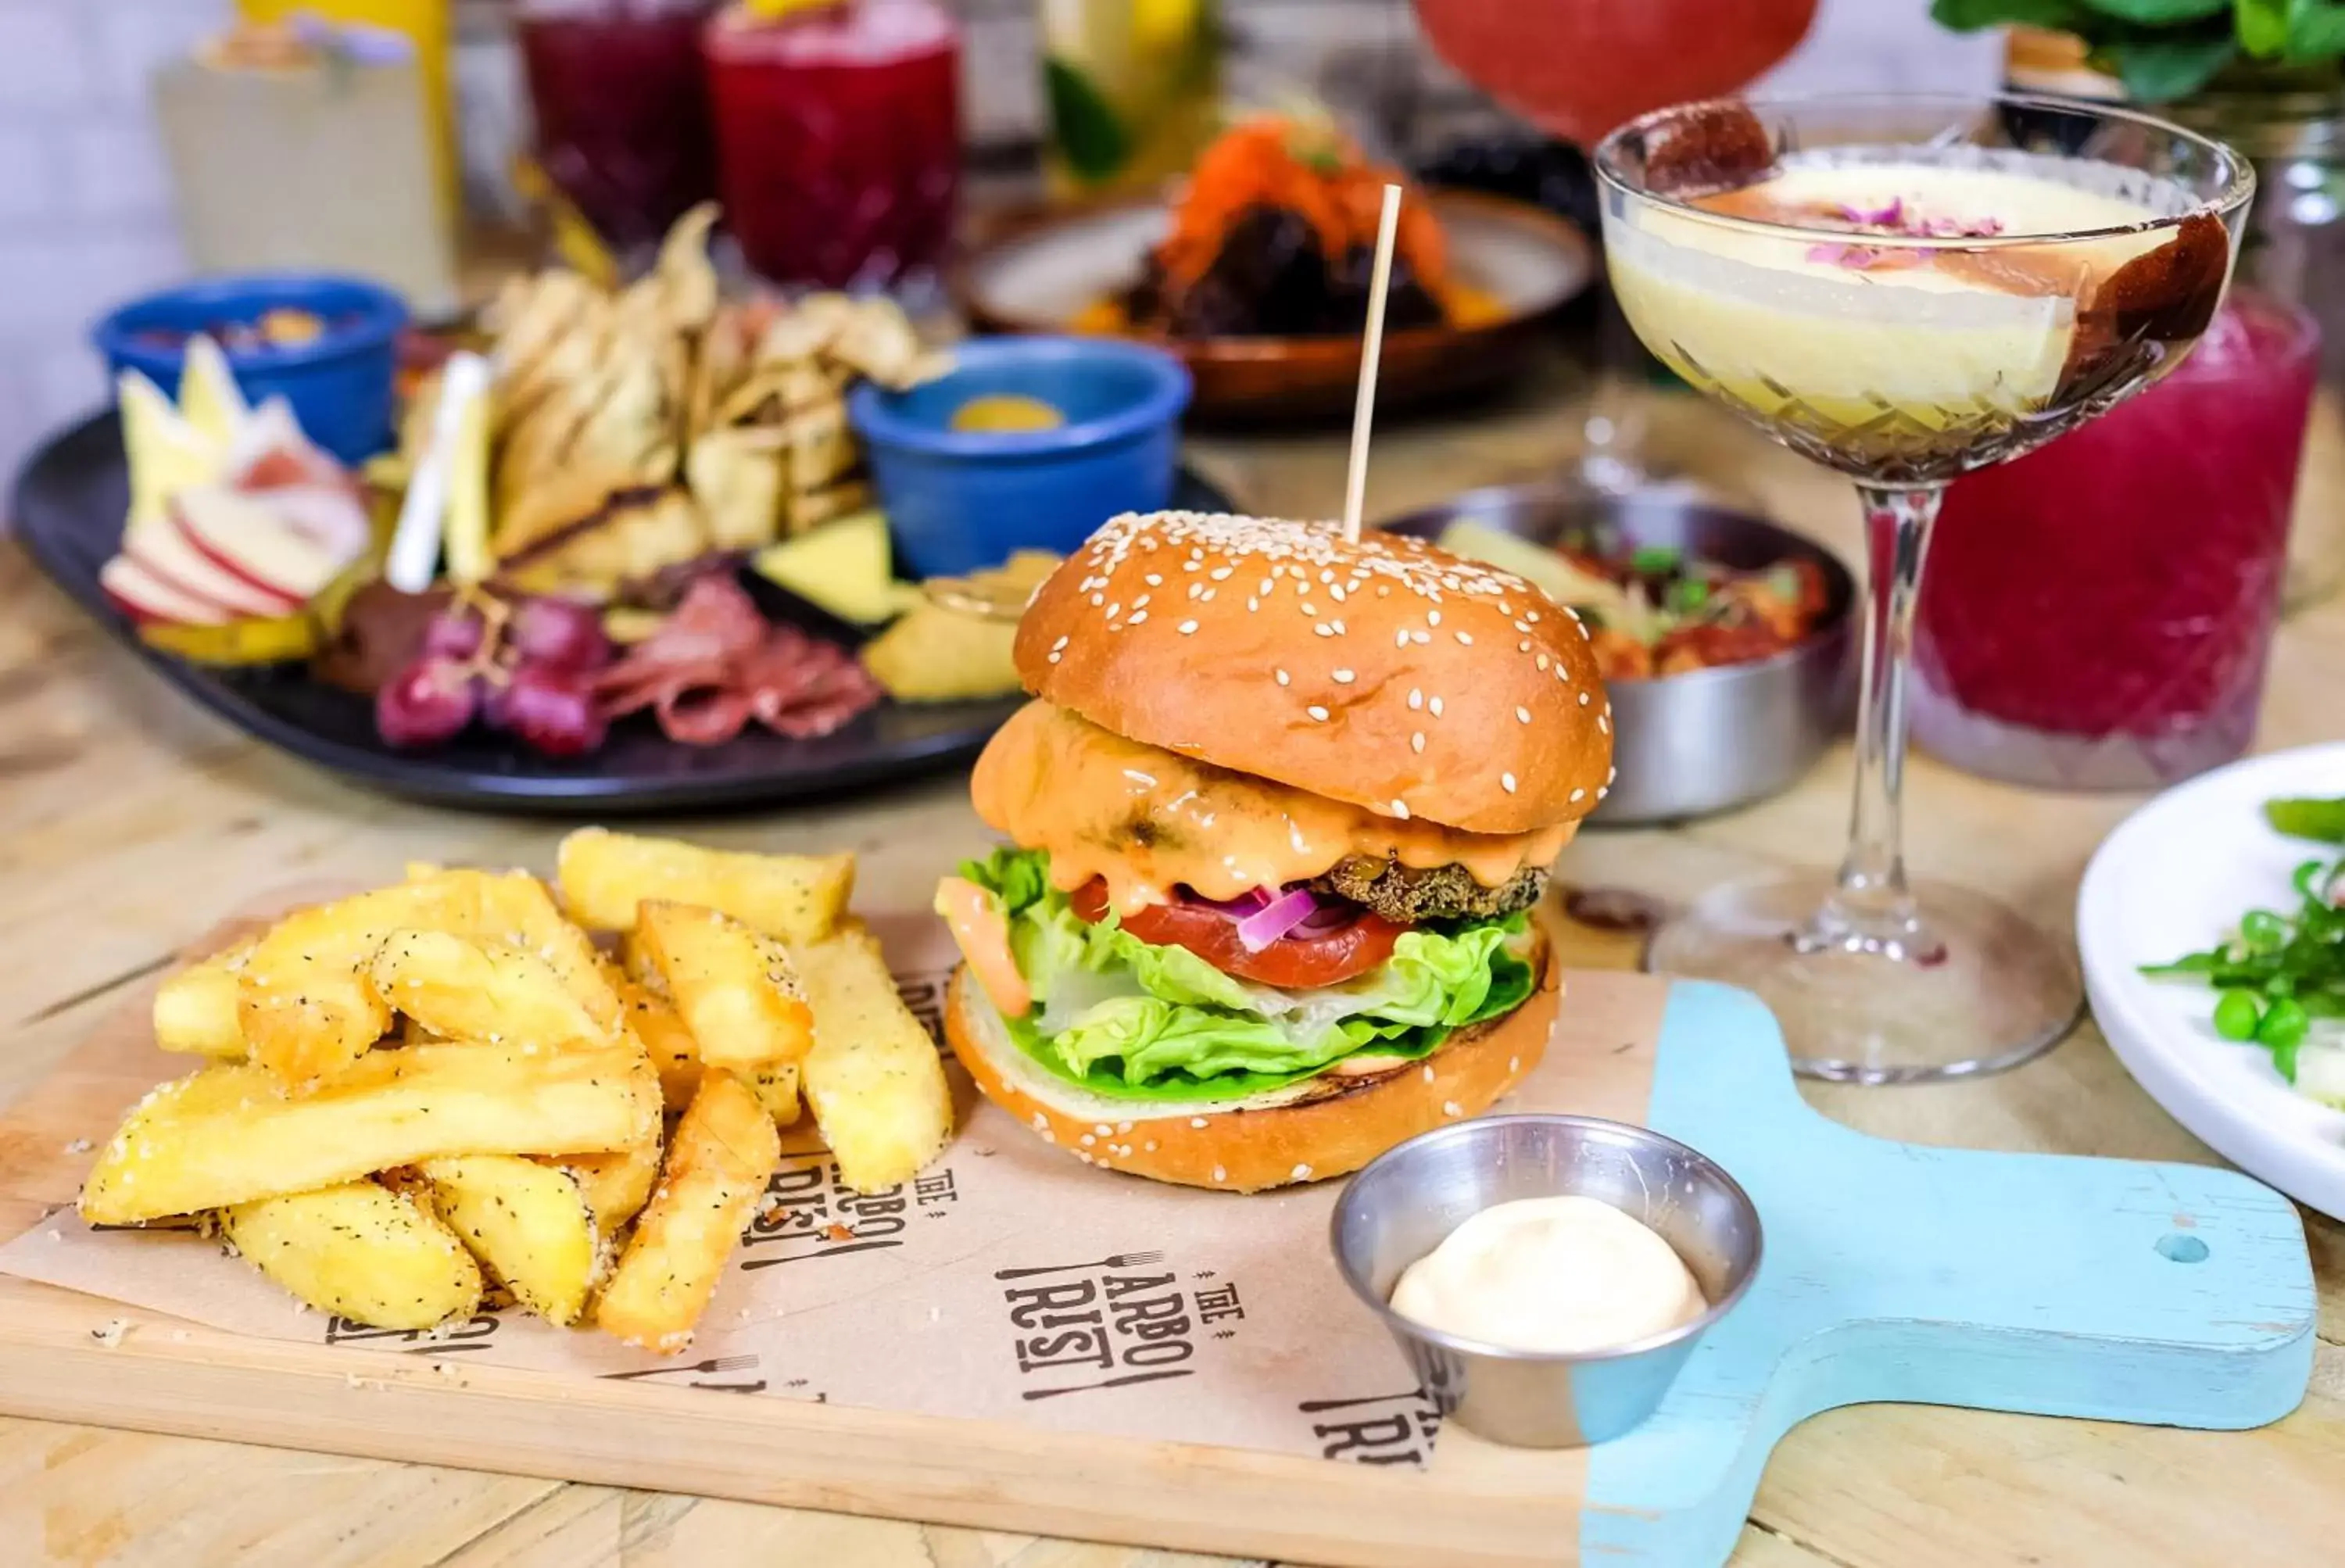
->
xmin=849 ymin=335 xmax=1194 ymax=579
xmin=91 ymin=272 xmax=409 ymax=466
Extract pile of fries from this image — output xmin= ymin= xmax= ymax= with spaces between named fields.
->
xmin=394 ymin=206 xmax=945 ymax=604
xmin=81 ymin=829 xmax=953 ymax=1353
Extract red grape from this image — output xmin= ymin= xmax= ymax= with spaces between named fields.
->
xmin=377 ymin=657 xmax=478 ymax=748
xmin=510 ymin=596 xmax=611 ymax=673
xmin=503 ymin=662 xmax=607 ymax=758
xmin=421 ymin=607 xmax=485 ymax=661
xmin=479 ymin=674 xmax=515 ymax=732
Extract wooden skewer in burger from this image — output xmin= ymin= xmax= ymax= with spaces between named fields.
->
xmin=933 ymin=188 xmax=1619 ymax=1191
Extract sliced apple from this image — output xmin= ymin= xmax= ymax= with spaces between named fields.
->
xmin=101 ymin=554 xmax=229 ymax=627
xmin=172 ymin=487 xmax=345 ymax=607
xmin=177 ymin=335 xmax=250 ymax=451
xmin=255 ymin=481 xmax=373 ymax=566
xmin=127 ymin=499 xmax=306 ymax=618
xmin=118 ymin=370 xmax=226 ymax=536
xmin=228 ymin=396 xmax=345 ymax=491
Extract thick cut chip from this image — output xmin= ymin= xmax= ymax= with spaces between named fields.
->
xmin=371 ymin=929 xmax=611 ymax=1049
xmin=797 ymin=922 xmax=953 ymax=1194
xmin=746 ymin=1063 xmax=802 ymax=1127
xmin=557 ymin=1140 xmax=661 ymax=1231
xmin=420 ymin=1155 xmax=600 ymax=1325
xmin=398 ymin=1015 xmax=449 ymax=1047
xmin=155 ymin=939 xmax=253 ymax=1058
xmin=81 ymin=1044 xmax=661 ymax=1224
xmin=237 ymin=882 xmax=461 ymax=1089
xmin=618 ymin=925 xmax=664 ymax=993
xmin=593 ymin=1071 xmax=780 ymax=1353
xmin=221 ymin=1180 xmax=483 ymax=1331
xmin=238 ymin=868 xmax=618 ymax=1089
xmin=557 ymin=828 xmax=853 ymax=943
xmin=446 ymin=868 xmax=624 ymax=1034
xmin=618 ymin=976 xmax=700 ymax=1112
xmin=634 ymin=901 xmax=814 ymax=1073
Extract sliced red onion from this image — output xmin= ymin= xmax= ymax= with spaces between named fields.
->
xmin=1235 ymin=888 xmax=1322 ymax=952
xmin=1187 ymin=886 xmax=1274 ymax=916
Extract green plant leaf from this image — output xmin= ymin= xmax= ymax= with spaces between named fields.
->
xmin=2087 ymin=0 xmax=2232 ymax=21
xmin=2287 ymin=0 xmax=2345 ymax=56
xmin=2239 ymin=0 xmax=2290 ymax=53
xmin=1931 ymin=0 xmax=2086 ymax=30
xmin=1043 ymin=57 xmax=1133 ymax=183
xmin=2107 ymin=31 xmax=2240 ymax=98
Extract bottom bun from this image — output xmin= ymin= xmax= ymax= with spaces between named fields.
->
xmin=946 ymin=929 xmax=1559 ymax=1193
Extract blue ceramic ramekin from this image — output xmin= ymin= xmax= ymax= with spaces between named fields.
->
xmin=848 ymin=335 xmax=1192 ymax=579
xmin=91 ymin=272 xmax=408 ymax=465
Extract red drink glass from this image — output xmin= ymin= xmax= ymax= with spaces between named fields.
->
xmin=517 ymin=0 xmax=720 ymax=254
xmin=702 ymin=0 xmax=961 ymax=290
xmin=1913 ymin=291 xmax=2318 ymax=789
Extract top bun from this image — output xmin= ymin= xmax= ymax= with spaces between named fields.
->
xmin=1014 ymin=511 xmax=1615 ymax=836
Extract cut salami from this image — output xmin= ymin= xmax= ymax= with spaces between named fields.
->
xmin=593 ymin=575 xmax=882 ymax=746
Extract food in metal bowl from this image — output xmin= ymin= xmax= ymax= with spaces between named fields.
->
xmin=1438 ymin=518 xmax=1832 ymax=680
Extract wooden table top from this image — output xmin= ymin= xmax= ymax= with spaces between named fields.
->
xmin=2 ymin=360 xmax=2340 ymax=1567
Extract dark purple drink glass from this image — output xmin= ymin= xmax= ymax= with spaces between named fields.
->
xmin=517 ymin=0 xmax=721 ymax=254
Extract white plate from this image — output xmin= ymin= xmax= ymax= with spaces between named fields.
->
xmin=2078 ymin=743 xmax=2345 ymax=1219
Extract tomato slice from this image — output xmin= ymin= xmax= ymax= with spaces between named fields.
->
xmin=1070 ymin=880 xmax=1403 ymax=988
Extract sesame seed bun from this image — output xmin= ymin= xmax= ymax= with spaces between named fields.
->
xmin=1014 ymin=512 xmax=1616 ymax=835
xmin=944 ymin=925 xmax=1559 ymax=1193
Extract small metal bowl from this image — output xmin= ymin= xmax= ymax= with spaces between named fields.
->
xmin=1383 ymin=482 xmax=1855 ymax=825
xmin=1330 ymin=1115 xmax=1763 ymax=1448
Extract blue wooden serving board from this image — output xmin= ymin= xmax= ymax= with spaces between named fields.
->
xmin=0 ymin=950 xmax=2314 ymax=1568
xmin=1552 ymin=979 xmax=2317 ymax=1566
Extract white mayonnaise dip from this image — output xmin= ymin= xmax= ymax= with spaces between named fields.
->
xmin=1388 ymin=1195 xmax=1706 ymax=1353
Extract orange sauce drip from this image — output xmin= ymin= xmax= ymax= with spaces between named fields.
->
xmin=972 ymin=702 xmax=1571 ymax=916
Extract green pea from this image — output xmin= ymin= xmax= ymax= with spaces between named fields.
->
xmin=2257 ymin=996 xmax=2310 ymax=1051
xmin=2214 ymin=989 xmax=2263 ymax=1041
xmin=2240 ymin=910 xmax=2287 ymax=950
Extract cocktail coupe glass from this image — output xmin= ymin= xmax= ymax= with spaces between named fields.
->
xmin=1592 ymin=94 xmax=2254 ymax=1083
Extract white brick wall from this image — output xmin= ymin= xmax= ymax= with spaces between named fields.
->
xmin=0 ymin=0 xmax=231 ymax=496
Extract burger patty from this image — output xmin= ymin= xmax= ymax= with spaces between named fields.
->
xmin=1310 ymin=856 xmax=1547 ymax=923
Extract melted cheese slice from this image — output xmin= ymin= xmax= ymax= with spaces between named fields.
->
xmin=971 ymin=701 xmax=1572 ymax=915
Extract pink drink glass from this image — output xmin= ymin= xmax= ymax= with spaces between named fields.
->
xmin=1913 ymin=290 xmax=2317 ymax=789
xmin=703 ymin=0 xmax=961 ymax=290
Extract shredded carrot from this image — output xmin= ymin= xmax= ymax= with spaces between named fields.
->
xmin=1153 ymin=117 xmax=1451 ymax=295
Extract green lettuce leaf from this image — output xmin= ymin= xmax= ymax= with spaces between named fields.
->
xmin=959 ymin=848 xmax=1536 ymax=1101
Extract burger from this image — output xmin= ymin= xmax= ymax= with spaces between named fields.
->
xmin=934 ymin=511 xmax=1613 ymax=1191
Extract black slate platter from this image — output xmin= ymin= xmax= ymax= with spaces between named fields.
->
xmin=10 ymin=410 xmax=1234 ymax=814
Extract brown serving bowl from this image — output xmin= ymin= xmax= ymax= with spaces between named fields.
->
xmin=956 ymin=191 xmax=1594 ymax=424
